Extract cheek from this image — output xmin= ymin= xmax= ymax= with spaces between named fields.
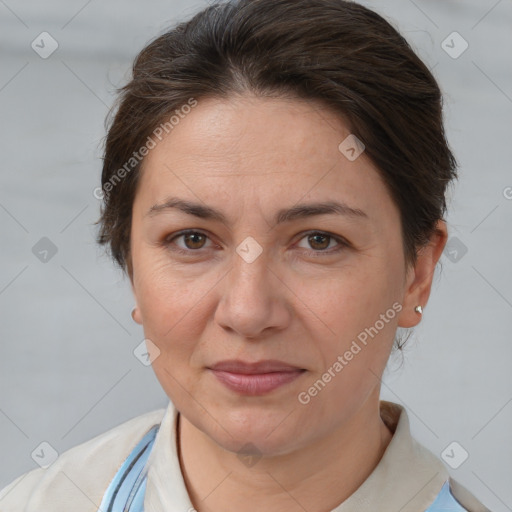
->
xmin=139 ymin=281 xmax=205 ymax=347
xmin=134 ymin=249 xmax=210 ymax=316
xmin=300 ymin=260 xmax=402 ymax=389
xmin=303 ymin=261 xmax=401 ymax=335
xmin=297 ymin=271 xmax=400 ymax=413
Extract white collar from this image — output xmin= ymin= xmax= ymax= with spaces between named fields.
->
xmin=143 ymin=400 xmax=448 ymax=512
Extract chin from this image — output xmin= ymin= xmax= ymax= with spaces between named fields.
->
xmin=214 ymin=426 xmax=301 ymax=458
xmin=200 ymin=404 xmax=309 ymax=457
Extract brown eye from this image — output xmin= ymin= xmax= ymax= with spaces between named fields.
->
xmin=182 ymin=232 xmax=207 ymax=250
xmin=308 ymin=233 xmax=331 ymax=250
xmin=296 ymin=231 xmax=348 ymax=255
xmin=164 ymin=230 xmax=213 ymax=254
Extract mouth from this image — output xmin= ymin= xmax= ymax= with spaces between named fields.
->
xmin=208 ymin=359 xmax=306 ymax=396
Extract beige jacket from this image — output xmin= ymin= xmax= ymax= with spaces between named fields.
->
xmin=0 ymin=400 xmax=491 ymax=511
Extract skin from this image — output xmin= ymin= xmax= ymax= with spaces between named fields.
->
xmin=129 ymin=93 xmax=448 ymax=512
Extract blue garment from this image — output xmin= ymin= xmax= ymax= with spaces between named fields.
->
xmin=98 ymin=425 xmax=468 ymax=512
xmin=97 ymin=425 xmax=159 ymax=512
xmin=425 ymin=481 xmax=468 ymax=512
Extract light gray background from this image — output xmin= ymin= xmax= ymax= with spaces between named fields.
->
xmin=0 ymin=0 xmax=511 ymax=509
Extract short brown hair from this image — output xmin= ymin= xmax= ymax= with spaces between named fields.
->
xmin=96 ymin=0 xmax=457 ymax=279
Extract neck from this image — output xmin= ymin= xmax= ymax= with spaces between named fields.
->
xmin=177 ymin=391 xmax=393 ymax=512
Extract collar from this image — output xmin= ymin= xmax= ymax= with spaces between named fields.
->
xmin=143 ymin=400 xmax=448 ymax=512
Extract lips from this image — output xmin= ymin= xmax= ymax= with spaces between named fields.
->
xmin=210 ymin=359 xmax=303 ymax=374
xmin=208 ymin=359 xmax=305 ymax=395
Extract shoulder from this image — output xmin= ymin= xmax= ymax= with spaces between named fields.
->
xmin=449 ymin=478 xmax=493 ymax=512
xmin=379 ymin=402 xmax=492 ymax=512
xmin=0 ymin=407 xmax=166 ymax=512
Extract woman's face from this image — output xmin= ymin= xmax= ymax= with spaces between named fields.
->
xmin=130 ymin=94 xmax=424 ymax=455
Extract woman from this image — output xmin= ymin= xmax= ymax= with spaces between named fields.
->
xmin=0 ymin=0 xmax=491 ymax=510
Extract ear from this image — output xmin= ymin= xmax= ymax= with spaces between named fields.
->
xmin=397 ymin=220 xmax=448 ymax=328
xmin=131 ymin=305 xmax=143 ymax=325
xmin=128 ymin=262 xmax=143 ymax=325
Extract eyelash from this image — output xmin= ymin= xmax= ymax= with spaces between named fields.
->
xmin=163 ymin=229 xmax=349 ymax=257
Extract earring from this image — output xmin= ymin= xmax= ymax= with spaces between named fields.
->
xmin=414 ymin=305 xmax=423 ymax=314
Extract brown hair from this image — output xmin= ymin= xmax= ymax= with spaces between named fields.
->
xmin=96 ymin=0 xmax=457 ymax=280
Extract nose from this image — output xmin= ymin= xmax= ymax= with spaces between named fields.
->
xmin=213 ymin=247 xmax=292 ymax=340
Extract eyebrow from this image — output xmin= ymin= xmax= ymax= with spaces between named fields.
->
xmin=146 ymin=197 xmax=368 ymax=225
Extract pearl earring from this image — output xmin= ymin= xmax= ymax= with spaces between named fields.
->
xmin=414 ymin=305 xmax=423 ymax=314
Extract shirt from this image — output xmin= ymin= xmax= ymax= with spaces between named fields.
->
xmin=0 ymin=400 xmax=491 ymax=511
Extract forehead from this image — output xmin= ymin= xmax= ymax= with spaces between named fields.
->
xmin=133 ymin=94 xmax=395 ymax=224
xmin=146 ymin=95 xmax=352 ymax=171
